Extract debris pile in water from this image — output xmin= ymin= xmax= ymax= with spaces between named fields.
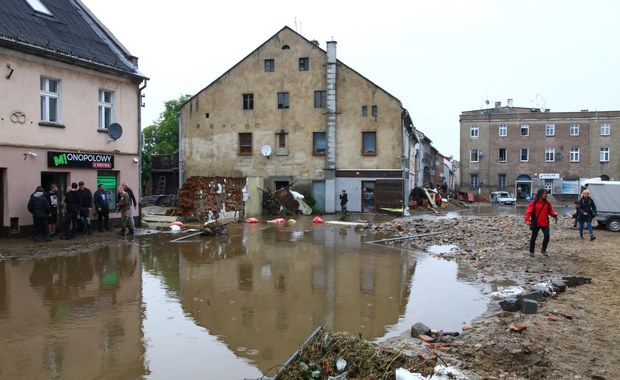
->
xmin=276 ymin=329 xmax=435 ymax=379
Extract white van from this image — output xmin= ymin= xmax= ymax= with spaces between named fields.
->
xmin=490 ymin=191 xmax=516 ymax=205
xmin=583 ymin=179 xmax=620 ymax=232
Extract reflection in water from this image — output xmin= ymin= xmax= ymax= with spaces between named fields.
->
xmin=0 ymin=245 xmax=145 ymax=380
xmin=140 ymin=218 xmax=487 ymax=377
xmin=0 ymin=215 xmax=490 ymax=380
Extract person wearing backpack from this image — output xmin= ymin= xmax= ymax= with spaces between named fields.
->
xmin=525 ymin=188 xmax=558 ymax=257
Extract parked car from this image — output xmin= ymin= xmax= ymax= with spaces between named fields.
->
xmin=490 ymin=191 xmax=517 ymax=205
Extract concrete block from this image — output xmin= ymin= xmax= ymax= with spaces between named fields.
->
xmin=523 ymin=290 xmax=545 ymax=302
xmin=500 ymin=296 xmax=521 ymax=312
xmin=521 ymin=298 xmax=538 ymax=314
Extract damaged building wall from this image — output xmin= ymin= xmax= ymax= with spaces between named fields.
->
xmin=177 ymin=176 xmax=247 ymax=219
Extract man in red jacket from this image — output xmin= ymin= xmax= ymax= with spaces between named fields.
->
xmin=525 ymin=188 xmax=558 ymax=257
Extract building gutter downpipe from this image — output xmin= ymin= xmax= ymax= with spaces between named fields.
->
xmin=325 ymin=40 xmax=337 ymax=213
xmin=138 ymin=78 xmax=148 ymax=223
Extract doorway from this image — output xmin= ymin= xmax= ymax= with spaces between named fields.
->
xmin=362 ymin=181 xmax=375 ymax=213
xmin=544 ymin=180 xmax=553 ymax=195
xmin=41 ymin=172 xmax=68 ymax=199
xmin=515 ymin=181 xmax=531 ymax=200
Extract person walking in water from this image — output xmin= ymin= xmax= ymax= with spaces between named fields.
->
xmin=577 ymin=189 xmax=597 ymax=241
xmin=525 ymin=188 xmax=558 ymax=257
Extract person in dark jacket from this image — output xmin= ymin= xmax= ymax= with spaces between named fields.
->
xmin=577 ymin=189 xmax=597 ymax=241
xmin=339 ymin=189 xmax=348 ymax=215
xmin=28 ymin=186 xmax=51 ymax=241
xmin=76 ymin=181 xmax=93 ymax=234
xmin=45 ymin=184 xmax=59 ymax=236
xmin=61 ymin=183 xmax=79 ymax=240
xmin=93 ymin=184 xmax=110 ymax=232
xmin=524 ymin=188 xmax=558 ymax=257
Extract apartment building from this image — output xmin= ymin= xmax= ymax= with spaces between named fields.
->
xmin=459 ymin=100 xmax=620 ymax=199
xmin=179 ymin=26 xmax=431 ymax=215
xmin=0 ymin=0 xmax=147 ymax=237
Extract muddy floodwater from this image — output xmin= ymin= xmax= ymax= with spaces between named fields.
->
xmin=0 ymin=214 xmax=491 ymax=379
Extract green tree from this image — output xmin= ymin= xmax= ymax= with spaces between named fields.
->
xmin=141 ymin=94 xmax=191 ymax=183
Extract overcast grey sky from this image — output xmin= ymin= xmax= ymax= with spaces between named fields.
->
xmin=82 ymin=0 xmax=620 ymax=159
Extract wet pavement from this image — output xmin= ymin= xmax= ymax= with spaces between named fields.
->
xmin=0 ymin=213 xmax=492 ymax=379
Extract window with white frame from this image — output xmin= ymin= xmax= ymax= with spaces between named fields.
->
xmin=498 ymin=174 xmax=506 ymax=190
xmin=570 ymin=123 xmax=580 ymax=136
xmin=498 ymin=124 xmax=507 ymax=137
xmin=98 ymin=90 xmax=114 ymax=130
xmin=470 ymin=125 xmax=479 ymax=138
xmin=569 ymin=147 xmax=580 ymax=162
xmin=470 ymin=174 xmax=478 ymax=189
xmin=498 ymin=148 xmax=507 ymax=162
xmin=545 ymin=147 xmax=555 ymax=162
xmin=520 ymin=124 xmax=529 ymax=136
xmin=600 ymin=147 xmax=610 ymax=162
xmin=520 ymin=148 xmax=529 ymax=162
xmin=40 ymin=77 xmax=60 ymax=123
xmin=601 ymin=123 xmax=611 ymax=136
xmin=470 ymin=149 xmax=479 ymax=162
xmin=545 ymin=123 xmax=555 ymax=136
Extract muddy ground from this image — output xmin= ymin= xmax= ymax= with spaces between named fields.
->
xmin=373 ymin=208 xmax=620 ymax=380
xmin=1 ymin=207 xmax=619 ymax=379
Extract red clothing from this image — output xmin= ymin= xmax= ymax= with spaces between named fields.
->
xmin=525 ymin=199 xmax=557 ymax=227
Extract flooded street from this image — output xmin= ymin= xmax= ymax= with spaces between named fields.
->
xmin=1 ymin=214 xmax=491 ymax=379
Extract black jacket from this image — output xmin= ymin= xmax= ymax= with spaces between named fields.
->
xmin=28 ymin=191 xmax=50 ymax=218
xmin=64 ymin=191 xmax=78 ymax=214
xmin=76 ymin=188 xmax=93 ymax=208
xmin=125 ymin=187 xmax=137 ymax=207
xmin=578 ymin=197 xmax=597 ymax=221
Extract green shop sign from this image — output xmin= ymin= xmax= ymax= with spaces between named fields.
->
xmin=47 ymin=151 xmax=115 ymax=169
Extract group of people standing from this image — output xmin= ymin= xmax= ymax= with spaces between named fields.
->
xmin=525 ymin=187 xmax=597 ymax=257
xmin=28 ymin=181 xmax=137 ymax=241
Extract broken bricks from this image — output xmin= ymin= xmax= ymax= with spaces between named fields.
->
xmin=498 ymin=274 xmax=590 ymax=315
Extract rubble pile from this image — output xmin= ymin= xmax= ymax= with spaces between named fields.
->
xmin=275 ymin=328 xmax=436 ymax=380
xmin=176 ymin=176 xmax=245 ymax=218
xmin=369 ymin=214 xmax=534 ymax=256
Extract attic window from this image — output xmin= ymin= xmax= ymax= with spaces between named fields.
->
xmin=25 ymin=0 xmax=53 ymax=16
xmin=282 ymin=45 xmax=290 ymax=50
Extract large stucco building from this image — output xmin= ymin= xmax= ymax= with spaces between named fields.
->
xmin=0 ymin=0 xmax=147 ymax=237
xmin=180 ymin=26 xmax=449 ymax=216
xmin=459 ymin=100 xmax=620 ymax=199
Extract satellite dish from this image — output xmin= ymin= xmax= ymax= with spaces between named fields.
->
xmin=261 ymin=145 xmax=272 ymax=158
xmin=107 ymin=123 xmax=123 ymax=141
